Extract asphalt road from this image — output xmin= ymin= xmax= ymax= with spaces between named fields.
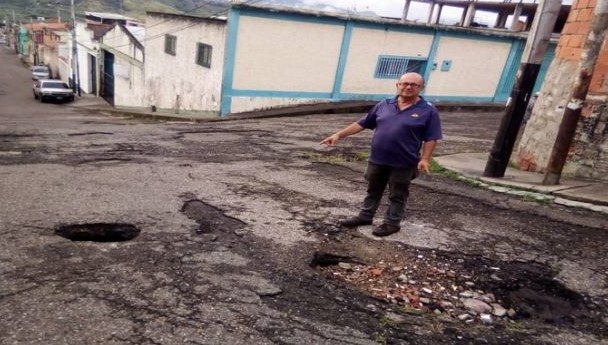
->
xmin=1 ymin=46 xmax=607 ymax=345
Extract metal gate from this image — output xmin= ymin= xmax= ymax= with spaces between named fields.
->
xmin=102 ymin=51 xmax=114 ymax=105
xmin=89 ymin=54 xmax=97 ymax=95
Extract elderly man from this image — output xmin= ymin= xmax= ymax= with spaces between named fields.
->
xmin=321 ymin=72 xmax=442 ymax=237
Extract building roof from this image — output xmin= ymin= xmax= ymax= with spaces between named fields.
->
xmin=124 ymin=25 xmax=145 ymax=44
xmin=85 ymin=12 xmax=138 ymax=22
xmin=146 ymin=11 xmax=227 ymax=23
xmin=23 ymin=22 xmax=69 ymax=31
xmin=233 ymin=2 xmax=528 ymax=39
xmin=86 ymin=22 xmax=114 ymax=40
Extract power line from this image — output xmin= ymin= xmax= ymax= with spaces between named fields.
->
xmin=100 ymin=0 xmax=236 ymax=44
xmin=106 ymin=0 xmax=265 ymax=49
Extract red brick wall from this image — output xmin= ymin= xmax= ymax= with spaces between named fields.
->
xmin=518 ymin=0 xmax=608 ymax=179
xmin=555 ymin=0 xmax=593 ymax=61
xmin=558 ymin=0 xmax=608 ymax=95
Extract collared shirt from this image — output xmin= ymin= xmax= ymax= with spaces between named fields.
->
xmin=357 ymin=96 xmax=442 ymax=168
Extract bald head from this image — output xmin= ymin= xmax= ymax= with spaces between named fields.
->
xmin=399 ymin=73 xmax=424 ymax=87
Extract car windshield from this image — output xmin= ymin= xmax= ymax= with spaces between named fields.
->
xmin=44 ymin=82 xmax=69 ymax=89
xmin=33 ymin=67 xmax=48 ymax=73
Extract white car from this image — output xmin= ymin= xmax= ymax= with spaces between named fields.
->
xmin=33 ymin=79 xmax=75 ymax=103
xmin=31 ymin=65 xmax=50 ymax=80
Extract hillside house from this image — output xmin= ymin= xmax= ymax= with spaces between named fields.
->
xmin=19 ymin=21 xmax=69 ymax=76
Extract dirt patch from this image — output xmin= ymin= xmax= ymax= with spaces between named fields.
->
xmin=305 ymin=226 xmax=607 ymax=340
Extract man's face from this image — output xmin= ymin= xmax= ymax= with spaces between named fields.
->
xmin=396 ymin=74 xmax=423 ymax=98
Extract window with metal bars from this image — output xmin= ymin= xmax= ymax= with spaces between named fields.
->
xmin=195 ymin=43 xmax=212 ymax=68
xmin=164 ymin=34 xmax=177 ymax=56
xmin=374 ymin=55 xmax=426 ymax=79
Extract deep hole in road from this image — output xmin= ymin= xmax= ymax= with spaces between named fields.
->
xmin=311 ymin=240 xmax=600 ymax=329
xmin=55 ymin=223 xmax=140 ymax=242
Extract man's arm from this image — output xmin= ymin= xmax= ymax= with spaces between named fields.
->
xmin=320 ymin=122 xmax=365 ymax=146
xmin=418 ymin=140 xmax=438 ymax=173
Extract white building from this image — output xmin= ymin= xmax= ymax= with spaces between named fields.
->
xmin=99 ymin=24 xmax=145 ymax=107
xmin=144 ymin=12 xmax=227 ymax=115
xmin=74 ymin=12 xmax=143 ymax=98
xmin=74 ymin=22 xmax=107 ymax=94
xmin=138 ymin=3 xmax=556 ymax=116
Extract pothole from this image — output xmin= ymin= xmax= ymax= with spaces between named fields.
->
xmin=55 ymin=223 xmax=140 ymax=242
xmin=180 ymin=199 xmax=245 ymax=234
xmin=313 ymin=246 xmax=600 ymax=328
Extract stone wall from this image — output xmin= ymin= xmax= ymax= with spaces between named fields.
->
xmin=516 ymin=0 xmax=608 ymax=180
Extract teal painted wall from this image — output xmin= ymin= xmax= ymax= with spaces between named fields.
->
xmin=221 ymin=6 xmax=556 ymax=115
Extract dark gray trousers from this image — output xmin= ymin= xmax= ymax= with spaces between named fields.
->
xmin=358 ymin=163 xmax=417 ymax=226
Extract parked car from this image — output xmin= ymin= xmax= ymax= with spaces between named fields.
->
xmin=33 ymin=79 xmax=75 ymax=103
xmin=31 ymin=65 xmax=50 ymax=80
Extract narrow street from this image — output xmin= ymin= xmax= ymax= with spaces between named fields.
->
xmin=1 ymin=46 xmax=607 ymax=345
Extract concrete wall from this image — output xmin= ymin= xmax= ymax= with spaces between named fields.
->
xmin=103 ymin=25 xmax=145 ymax=108
xmin=425 ymin=35 xmax=512 ymax=97
xmin=517 ymin=0 xmax=608 ymax=180
xmin=221 ymin=6 xmax=556 ymax=115
xmin=233 ymin=16 xmax=343 ymax=91
xmin=341 ymin=27 xmax=434 ymax=94
xmin=76 ymin=22 xmax=100 ymax=94
xmin=144 ymin=13 xmax=226 ymax=115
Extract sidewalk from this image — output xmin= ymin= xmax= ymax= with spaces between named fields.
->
xmin=434 ymin=153 xmax=608 ymax=214
xmin=70 ymin=95 xmax=608 ymax=215
xmin=69 ymin=94 xmax=505 ymax=122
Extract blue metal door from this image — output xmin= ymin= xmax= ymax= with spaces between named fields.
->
xmin=102 ymin=51 xmax=114 ymax=105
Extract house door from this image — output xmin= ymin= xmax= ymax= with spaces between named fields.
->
xmin=89 ymin=54 xmax=97 ymax=95
xmin=102 ymin=51 xmax=114 ymax=105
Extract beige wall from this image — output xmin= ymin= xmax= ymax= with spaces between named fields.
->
xmin=233 ymin=16 xmax=343 ymax=92
xmin=426 ymin=37 xmax=511 ymax=97
xmin=230 ymin=97 xmax=325 ymax=113
xmin=342 ymin=28 xmax=434 ymax=94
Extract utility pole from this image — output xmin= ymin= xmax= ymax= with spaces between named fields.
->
xmin=70 ymin=0 xmax=80 ymax=95
xmin=401 ymin=0 xmax=411 ymax=23
xmin=483 ymin=0 xmax=561 ymax=177
xmin=543 ymin=1 xmax=608 ymax=185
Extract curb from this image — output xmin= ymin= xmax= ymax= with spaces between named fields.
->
xmin=452 ymin=172 xmax=608 ymax=215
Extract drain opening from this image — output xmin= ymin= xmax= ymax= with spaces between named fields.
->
xmin=55 ymin=223 xmax=140 ymax=242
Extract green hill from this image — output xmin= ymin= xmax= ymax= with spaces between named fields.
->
xmin=1 ymin=0 xmax=374 ymax=25
xmin=0 ymin=0 xmax=229 ymax=24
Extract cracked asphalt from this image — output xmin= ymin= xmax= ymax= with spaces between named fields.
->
xmin=1 ymin=47 xmax=608 ymax=345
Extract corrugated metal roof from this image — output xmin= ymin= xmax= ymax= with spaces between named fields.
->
xmin=124 ymin=25 xmax=145 ymax=44
xmin=85 ymin=12 xmax=138 ymax=21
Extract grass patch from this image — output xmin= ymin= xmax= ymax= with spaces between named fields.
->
xmin=521 ymin=192 xmax=550 ymax=204
xmin=430 ymin=159 xmax=460 ymax=179
xmin=379 ymin=316 xmax=396 ymax=328
xmin=374 ymin=334 xmax=388 ymax=345
xmin=355 ymin=150 xmax=370 ymax=161
xmin=506 ymin=320 xmax=529 ymax=330
xmin=303 ymin=150 xmax=369 ymax=164
xmin=398 ymin=305 xmax=425 ymax=315
xmin=303 ymin=152 xmax=349 ymax=164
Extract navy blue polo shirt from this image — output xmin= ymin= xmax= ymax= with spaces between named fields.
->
xmin=357 ymin=96 xmax=442 ymax=168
